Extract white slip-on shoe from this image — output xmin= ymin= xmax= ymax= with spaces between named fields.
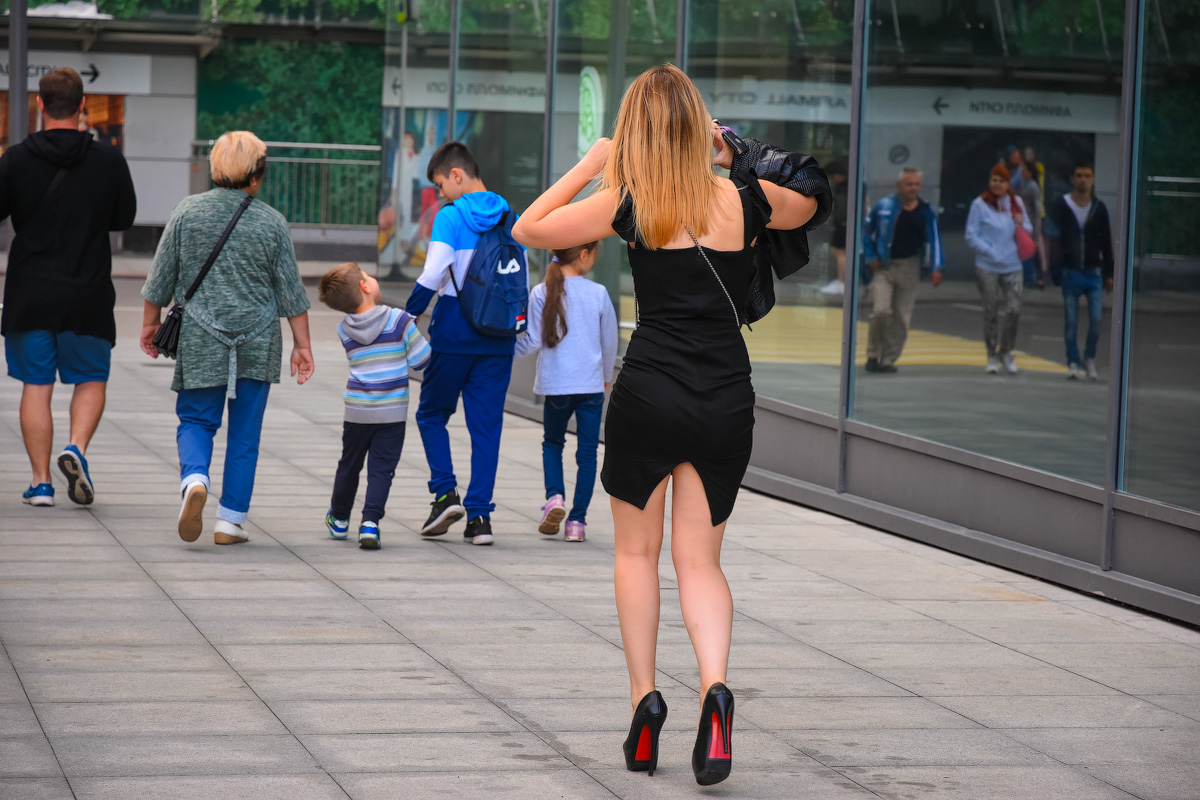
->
xmin=214 ymin=519 xmax=249 ymax=545
xmin=178 ymin=481 xmax=207 ymax=543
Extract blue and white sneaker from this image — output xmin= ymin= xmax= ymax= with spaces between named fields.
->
xmin=22 ymin=483 xmax=55 ymax=507
xmin=57 ymin=444 xmax=94 ymax=506
xmin=325 ymin=510 xmax=350 ymax=540
xmin=358 ymin=521 xmax=381 ymax=550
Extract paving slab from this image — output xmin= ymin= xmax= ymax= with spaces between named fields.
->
xmin=70 ymin=774 xmax=349 ymax=800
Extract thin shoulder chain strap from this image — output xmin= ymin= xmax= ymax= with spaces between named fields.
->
xmin=686 ymin=226 xmax=742 ymax=329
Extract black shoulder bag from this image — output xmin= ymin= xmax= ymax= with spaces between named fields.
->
xmin=153 ymin=194 xmax=254 ymax=359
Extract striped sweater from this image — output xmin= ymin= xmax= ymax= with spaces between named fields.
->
xmin=338 ymin=305 xmax=432 ymax=424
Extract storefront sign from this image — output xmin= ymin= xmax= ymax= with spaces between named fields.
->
xmin=383 ymin=67 xmax=1120 ymax=135
xmin=867 ymin=86 xmax=1120 ymax=134
xmin=0 ymin=50 xmax=152 ymax=95
xmin=384 ymin=66 xmax=546 ymax=113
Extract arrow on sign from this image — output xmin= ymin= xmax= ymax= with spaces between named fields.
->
xmin=932 ymin=95 xmax=948 ymax=115
xmin=392 ymin=77 xmax=402 ymax=97
xmin=81 ymin=64 xmax=100 ymax=84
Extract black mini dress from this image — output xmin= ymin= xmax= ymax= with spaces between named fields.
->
xmin=601 ymin=181 xmax=769 ymax=526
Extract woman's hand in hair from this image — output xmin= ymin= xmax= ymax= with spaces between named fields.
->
xmin=712 ymin=122 xmax=733 ymax=170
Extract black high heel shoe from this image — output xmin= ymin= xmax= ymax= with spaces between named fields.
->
xmin=623 ymin=690 xmax=668 ymax=775
xmin=692 ymin=682 xmax=734 ymax=786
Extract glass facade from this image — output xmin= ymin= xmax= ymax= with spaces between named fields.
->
xmin=1122 ymin=0 xmax=1200 ymax=511
xmin=380 ymin=0 xmax=1200 ymax=516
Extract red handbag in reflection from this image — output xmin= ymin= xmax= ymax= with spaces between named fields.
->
xmin=1013 ymin=207 xmax=1037 ymax=262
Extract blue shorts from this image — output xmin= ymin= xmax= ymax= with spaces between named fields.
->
xmin=5 ymin=330 xmax=112 ymax=385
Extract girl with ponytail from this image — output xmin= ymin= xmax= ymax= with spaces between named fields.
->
xmin=515 ymin=241 xmax=617 ymax=543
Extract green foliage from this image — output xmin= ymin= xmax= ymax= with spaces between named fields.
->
xmin=1017 ymin=0 xmax=1125 ymax=57
xmin=197 ymin=38 xmax=382 ymax=144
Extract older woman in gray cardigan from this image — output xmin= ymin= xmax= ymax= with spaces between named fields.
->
xmin=140 ymin=131 xmax=314 ymax=545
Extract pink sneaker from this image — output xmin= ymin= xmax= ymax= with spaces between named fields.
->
xmin=564 ymin=520 xmax=586 ymax=542
xmin=539 ymin=495 xmax=566 ymax=534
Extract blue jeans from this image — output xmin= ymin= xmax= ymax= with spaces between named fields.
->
xmin=1062 ymin=268 xmax=1104 ymax=365
xmin=415 ymin=352 xmax=513 ymax=518
xmin=176 ymin=379 xmax=271 ymax=524
xmin=542 ymin=392 xmax=604 ymax=523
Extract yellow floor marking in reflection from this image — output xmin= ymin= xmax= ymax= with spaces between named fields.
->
xmin=618 ymin=298 xmax=1064 ymax=372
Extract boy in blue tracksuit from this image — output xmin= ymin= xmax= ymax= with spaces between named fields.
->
xmin=405 ymin=142 xmax=523 ymax=546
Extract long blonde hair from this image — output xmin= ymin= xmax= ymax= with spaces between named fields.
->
xmin=601 ymin=64 xmax=721 ymax=250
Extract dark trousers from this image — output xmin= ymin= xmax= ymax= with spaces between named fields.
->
xmin=330 ymin=421 xmax=406 ymax=523
xmin=542 ymin=392 xmax=604 ymax=523
xmin=415 ymin=352 xmax=513 ymax=518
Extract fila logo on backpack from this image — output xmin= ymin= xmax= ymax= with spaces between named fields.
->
xmin=449 ymin=208 xmax=530 ymax=338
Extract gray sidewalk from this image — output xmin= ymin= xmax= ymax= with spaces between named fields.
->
xmin=1 ymin=308 xmax=1199 ymax=799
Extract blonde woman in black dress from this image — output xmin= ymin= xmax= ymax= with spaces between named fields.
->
xmin=514 ymin=64 xmax=819 ymax=785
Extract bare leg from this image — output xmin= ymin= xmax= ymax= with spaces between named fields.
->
xmin=612 ymin=475 xmax=669 ymax=710
xmin=68 ymin=381 xmax=106 ymax=456
xmin=669 ymin=463 xmax=732 ymax=702
xmin=20 ymin=383 xmax=55 ymax=485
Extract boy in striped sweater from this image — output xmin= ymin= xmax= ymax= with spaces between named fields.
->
xmin=318 ymin=263 xmax=431 ymax=549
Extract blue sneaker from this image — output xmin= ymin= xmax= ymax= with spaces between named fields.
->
xmin=22 ymin=483 xmax=55 ymax=507
xmin=358 ymin=521 xmax=381 ymax=550
xmin=57 ymin=445 xmax=94 ymax=506
xmin=325 ymin=510 xmax=349 ymax=540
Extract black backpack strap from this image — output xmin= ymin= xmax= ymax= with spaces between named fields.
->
xmin=183 ymin=194 xmax=254 ymax=303
xmin=37 ymin=167 xmax=69 ymax=211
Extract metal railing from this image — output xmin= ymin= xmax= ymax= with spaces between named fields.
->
xmin=1143 ymin=176 xmax=1200 ymax=260
xmin=190 ymin=141 xmax=381 ymax=230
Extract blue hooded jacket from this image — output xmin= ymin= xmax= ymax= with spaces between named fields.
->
xmin=404 ymin=191 xmax=522 ymax=355
xmin=861 ymin=194 xmax=944 ymax=278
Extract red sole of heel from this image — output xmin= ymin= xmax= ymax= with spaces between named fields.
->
xmin=635 ymin=725 xmax=651 ymax=761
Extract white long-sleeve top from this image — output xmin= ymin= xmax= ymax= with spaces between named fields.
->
xmin=965 ymin=194 xmax=1034 ymax=274
xmin=515 ymin=276 xmax=618 ymax=396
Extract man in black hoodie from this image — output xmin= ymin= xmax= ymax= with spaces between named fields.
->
xmin=0 ymin=68 xmax=137 ymax=508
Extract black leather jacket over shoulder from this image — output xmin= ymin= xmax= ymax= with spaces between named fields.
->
xmin=730 ymin=139 xmax=833 ymax=279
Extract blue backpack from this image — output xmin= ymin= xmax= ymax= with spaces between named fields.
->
xmin=448 ymin=207 xmax=529 ymax=338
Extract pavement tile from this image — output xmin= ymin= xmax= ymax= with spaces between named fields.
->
xmin=20 ymin=671 xmax=255 ymax=703
xmin=70 ymin=774 xmax=349 ymax=800
xmin=772 ymin=619 xmax=984 ymax=645
xmin=738 ymin=696 xmax=979 ymax=730
xmin=1143 ymin=694 xmax=1200 ymax=722
xmin=549 ymin=728 xmax=809 ymax=772
xmin=0 ymin=737 xmax=63 ymax=777
xmin=871 ymin=665 xmax=1121 ymax=697
xmin=0 ymin=778 xmax=74 ymax=800
xmin=589 ymin=765 xmax=880 ymax=799
xmin=1003 ymin=727 xmax=1200 ymax=765
xmin=218 ymin=643 xmax=436 ymax=672
xmin=299 ymin=731 xmax=569 ymax=772
xmin=0 ymin=703 xmax=43 ymax=736
xmin=270 ymin=698 xmax=521 ymax=734
xmin=1080 ymin=762 xmax=1200 ymax=800
xmin=783 ymin=728 xmax=1052 ymax=767
xmin=455 ymin=668 xmax=691 ymax=700
xmin=7 ymin=646 xmax=230 ymax=674
xmin=930 ymin=694 xmax=1200 ymax=728
xmin=49 ymin=733 xmax=320 ymax=777
xmin=837 ymin=764 xmax=1139 ymax=799
xmin=240 ymin=669 xmax=477 ymax=702
xmin=334 ymin=770 xmax=617 ymax=800
xmin=33 ymin=700 xmax=285 ymax=735
xmin=0 ymin=581 xmax=163 ymax=601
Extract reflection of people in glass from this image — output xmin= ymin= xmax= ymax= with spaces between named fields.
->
xmin=1012 ymin=151 xmax=1047 ymax=288
xmin=965 ymin=164 xmax=1033 ymax=375
xmin=860 ymin=167 xmax=944 ymax=373
xmin=1050 ymin=161 xmax=1113 ymax=381
xmin=820 ymin=161 xmax=849 ymax=297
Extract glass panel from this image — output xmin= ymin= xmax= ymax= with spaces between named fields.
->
xmin=1121 ymin=1 xmax=1200 ymax=510
xmin=379 ymin=0 xmax=453 ymax=281
xmin=550 ymin=0 xmax=677 ymax=334
xmin=851 ymin=0 xmax=1124 ymax=484
xmin=687 ymin=0 xmax=853 ymax=414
